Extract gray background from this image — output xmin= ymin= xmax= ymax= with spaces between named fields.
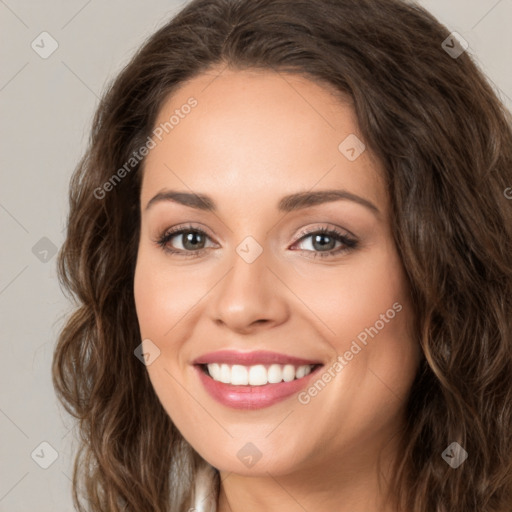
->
xmin=1 ymin=0 xmax=511 ymax=510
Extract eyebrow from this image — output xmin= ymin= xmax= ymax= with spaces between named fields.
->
xmin=144 ymin=189 xmax=380 ymax=216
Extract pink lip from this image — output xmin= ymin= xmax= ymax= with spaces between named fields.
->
xmin=194 ymin=365 xmax=322 ymax=409
xmin=192 ymin=351 xmax=324 ymax=409
xmin=192 ymin=349 xmax=322 ymax=366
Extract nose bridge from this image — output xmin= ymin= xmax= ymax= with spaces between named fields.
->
xmin=222 ymin=235 xmax=270 ymax=302
xmin=210 ymin=234 xmax=287 ymax=331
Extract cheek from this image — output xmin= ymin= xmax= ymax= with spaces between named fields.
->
xmin=292 ymin=240 xmax=411 ymax=350
xmin=133 ymin=246 xmax=201 ymax=340
xmin=133 ymin=250 xmax=199 ymax=422
xmin=311 ymin=242 xmax=418 ymax=411
xmin=133 ymin=259 xmax=166 ymax=339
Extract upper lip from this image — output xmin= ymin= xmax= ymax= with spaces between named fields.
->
xmin=192 ymin=350 xmax=323 ymax=366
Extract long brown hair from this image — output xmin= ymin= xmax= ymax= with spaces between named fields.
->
xmin=52 ymin=0 xmax=512 ymax=510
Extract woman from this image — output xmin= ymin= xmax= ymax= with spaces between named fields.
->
xmin=52 ymin=0 xmax=512 ymax=511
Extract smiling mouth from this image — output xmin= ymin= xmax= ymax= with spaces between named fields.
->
xmin=198 ymin=362 xmax=323 ymax=386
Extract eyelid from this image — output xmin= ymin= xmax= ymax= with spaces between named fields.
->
xmin=291 ymin=224 xmax=356 ymax=244
xmin=157 ymin=222 xmax=217 ymax=241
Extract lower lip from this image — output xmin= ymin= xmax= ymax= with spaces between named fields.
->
xmin=194 ymin=364 xmax=322 ymax=409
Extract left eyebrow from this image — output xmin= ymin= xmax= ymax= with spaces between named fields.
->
xmin=144 ymin=188 xmax=380 ymax=217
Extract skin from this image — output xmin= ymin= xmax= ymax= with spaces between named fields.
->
xmin=133 ymin=66 xmax=421 ymax=512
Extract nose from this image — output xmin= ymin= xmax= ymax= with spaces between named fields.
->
xmin=208 ymin=246 xmax=289 ymax=334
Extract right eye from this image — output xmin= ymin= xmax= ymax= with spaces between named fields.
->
xmin=156 ymin=225 xmax=217 ymax=257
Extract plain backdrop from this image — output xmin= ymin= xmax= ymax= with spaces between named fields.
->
xmin=1 ymin=0 xmax=511 ymax=510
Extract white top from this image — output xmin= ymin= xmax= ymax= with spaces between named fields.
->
xmin=190 ymin=462 xmax=218 ymax=512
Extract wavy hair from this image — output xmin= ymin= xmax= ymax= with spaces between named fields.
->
xmin=52 ymin=0 xmax=512 ymax=510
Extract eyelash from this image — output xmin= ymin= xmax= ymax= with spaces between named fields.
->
xmin=155 ymin=223 xmax=359 ymax=259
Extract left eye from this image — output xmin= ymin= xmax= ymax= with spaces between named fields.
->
xmin=292 ymin=228 xmax=358 ymax=257
xmin=295 ymin=230 xmax=346 ymax=252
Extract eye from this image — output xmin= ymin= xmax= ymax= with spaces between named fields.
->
xmin=291 ymin=225 xmax=358 ymax=259
xmin=155 ymin=224 xmax=215 ymax=258
xmin=154 ymin=223 xmax=358 ymax=259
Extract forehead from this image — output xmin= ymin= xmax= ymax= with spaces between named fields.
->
xmin=140 ymin=68 xmax=387 ymax=216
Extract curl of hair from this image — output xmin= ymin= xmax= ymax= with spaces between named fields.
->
xmin=52 ymin=0 xmax=512 ymax=510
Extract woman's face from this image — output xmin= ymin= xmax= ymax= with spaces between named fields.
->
xmin=134 ymin=68 xmax=420 ymax=478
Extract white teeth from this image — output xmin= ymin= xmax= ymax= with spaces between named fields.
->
xmin=208 ymin=363 xmax=220 ymax=381
xmin=231 ymin=365 xmax=248 ymax=385
xmin=219 ymin=363 xmax=230 ymax=384
xmin=205 ymin=363 xmax=316 ymax=385
xmin=267 ymin=364 xmax=283 ymax=384
xmin=282 ymin=364 xmax=295 ymax=382
xmin=248 ymin=365 xmax=267 ymax=385
xmin=296 ymin=365 xmax=307 ymax=379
